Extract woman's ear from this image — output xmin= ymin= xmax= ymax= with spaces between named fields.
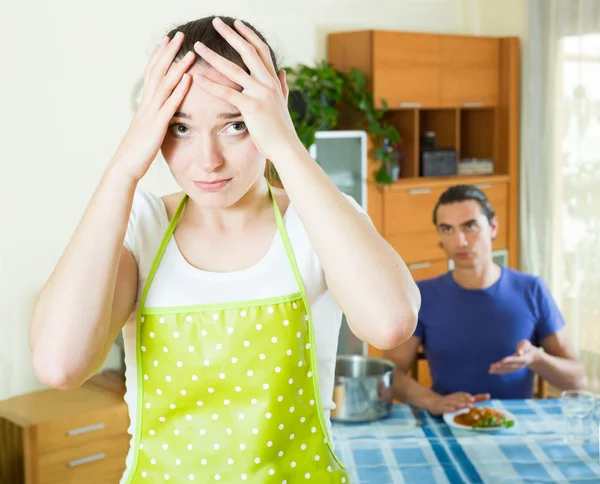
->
xmin=278 ymin=69 xmax=289 ymax=103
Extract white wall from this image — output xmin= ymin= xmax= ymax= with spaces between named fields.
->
xmin=0 ymin=0 xmax=524 ymax=399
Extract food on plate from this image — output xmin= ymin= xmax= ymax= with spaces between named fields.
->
xmin=454 ymin=406 xmax=515 ymax=428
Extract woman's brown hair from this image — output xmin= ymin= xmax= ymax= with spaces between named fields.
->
xmin=166 ymin=16 xmax=282 ymax=186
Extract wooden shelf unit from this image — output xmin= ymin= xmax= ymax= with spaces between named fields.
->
xmin=328 ymin=31 xmax=520 ymax=366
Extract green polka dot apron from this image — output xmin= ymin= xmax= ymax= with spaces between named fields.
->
xmin=123 ymin=185 xmax=349 ymax=483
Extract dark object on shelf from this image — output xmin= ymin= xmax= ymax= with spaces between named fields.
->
xmin=420 ymin=131 xmax=437 ymax=149
xmin=420 ymin=149 xmax=457 ymax=177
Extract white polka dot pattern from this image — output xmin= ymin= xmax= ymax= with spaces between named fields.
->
xmin=130 ymin=299 xmax=347 ymax=482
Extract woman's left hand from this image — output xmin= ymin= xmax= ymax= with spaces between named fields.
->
xmin=192 ymin=17 xmax=301 ymax=161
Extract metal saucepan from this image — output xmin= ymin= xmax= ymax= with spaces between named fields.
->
xmin=331 ymin=355 xmax=396 ymax=423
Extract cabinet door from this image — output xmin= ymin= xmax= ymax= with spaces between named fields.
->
xmin=440 ymin=36 xmax=500 ymax=107
xmin=384 ymin=185 xmax=446 ymax=264
xmin=407 ymin=259 xmax=449 ymax=281
xmin=373 ymin=32 xmax=441 ymax=108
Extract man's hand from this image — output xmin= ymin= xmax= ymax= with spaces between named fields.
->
xmin=424 ymin=392 xmax=491 ymax=416
xmin=489 ymin=340 xmax=540 ymax=375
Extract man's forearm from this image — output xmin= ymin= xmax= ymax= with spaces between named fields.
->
xmin=391 ymin=369 xmax=441 ymax=411
xmin=529 ymin=351 xmax=588 ymax=390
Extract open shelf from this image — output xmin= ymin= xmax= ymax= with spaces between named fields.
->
xmin=419 ymin=109 xmax=459 ymax=152
xmin=382 ymin=106 xmax=502 ymax=181
xmin=460 ymin=107 xmax=499 ymax=171
xmin=385 ymin=109 xmax=419 ymax=178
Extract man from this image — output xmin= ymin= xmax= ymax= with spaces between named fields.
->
xmin=385 ymin=185 xmax=587 ymax=416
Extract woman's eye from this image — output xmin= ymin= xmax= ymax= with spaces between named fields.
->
xmin=223 ymin=121 xmax=247 ymax=135
xmin=169 ymin=124 xmax=190 ymax=138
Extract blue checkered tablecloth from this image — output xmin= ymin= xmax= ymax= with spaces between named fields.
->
xmin=331 ymin=399 xmax=600 ymax=484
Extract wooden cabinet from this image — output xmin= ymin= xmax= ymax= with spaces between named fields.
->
xmin=382 ymin=178 xmax=509 ymax=264
xmin=328 ymin=31 xmax=520 ymax=364
xmin=440 ymin=36 xmax=500 ymax=107
xmin=407 ymin=260 xmax=448 ymax=281
xmin=0 ymin=379 xmax=129 ymax=484
xmin=372 ymin=32 xmax=441 ymax=108
xmin=328 ymin=31 xmax=500 ymax=109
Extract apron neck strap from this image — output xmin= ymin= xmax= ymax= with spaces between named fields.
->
xmin=139 ymin=181 xmax=310 ymax=311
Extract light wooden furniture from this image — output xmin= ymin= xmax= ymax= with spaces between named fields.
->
xmin=0 ymin=377 xmax=129 ymax=484
xmin=328 ymin=31 xmax=521 ymax=367
xmin=328 ymin=31 xmax=504 ymax=108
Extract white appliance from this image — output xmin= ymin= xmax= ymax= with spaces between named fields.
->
xmin=309 ymin=130 xmax=368 ymax=212
xmin=309 ymin=130 xmax=368 ymax=356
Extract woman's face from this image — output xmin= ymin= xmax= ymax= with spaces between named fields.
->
xmin=161 ymin=62 xmax=266 ymax=209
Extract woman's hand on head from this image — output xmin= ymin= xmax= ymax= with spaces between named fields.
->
xmin=191 ymin=17 xmax=301 ymax=163
xmin=111 ymin=32 xmax=194 ymax=182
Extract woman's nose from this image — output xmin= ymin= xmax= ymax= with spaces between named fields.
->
xmin=195 ymin=138 xmax=224 ymax=172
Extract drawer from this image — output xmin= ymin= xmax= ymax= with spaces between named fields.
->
xmin=38 ymin=434 xmax=129 ymax=484
xmin=473 ymin=181 xmax=507 ymax=207
xmin=387 ymin=232 xmax=444 ymax=264
xmin=407 ymin=259 xmax=449 ymax=281
xmin=384 ymin=186 xmax=445 ymax=236
xmin=36 ymin=402 xmax=129 ymax=454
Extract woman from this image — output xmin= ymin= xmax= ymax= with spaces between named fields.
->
xmin=30 ymin=15 xmax=420 ymax=482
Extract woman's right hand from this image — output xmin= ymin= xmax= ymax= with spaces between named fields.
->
xmin=111 ymin=32 xmax=195 ymax=182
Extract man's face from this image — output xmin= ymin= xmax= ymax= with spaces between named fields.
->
xmin=435 ymin=200 xmax=498 ymax=269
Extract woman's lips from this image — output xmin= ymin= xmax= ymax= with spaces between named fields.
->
xmin=193 ymin=179 xmax=232 ymax=191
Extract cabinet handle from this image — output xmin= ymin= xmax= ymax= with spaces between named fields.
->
xmin=67 ymin=453 xmax=106 ymax=468
xmin=398 ymin=102 xmax=421 ymax=108
xmin=66 ymin=423 xmax=105 ymax=436
xmin=475 ymin=183 xmax=491 ymax=189
xmin=408 ymin=188 xmax=431 ymax=195
xmin=462 ymin=102 xmax=484 ymax=108
xmin=408 ymin=262 xmax=431 ymax=270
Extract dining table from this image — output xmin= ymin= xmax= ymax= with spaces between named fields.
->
xmin=331 ymin=399 xmax=600 ymax=483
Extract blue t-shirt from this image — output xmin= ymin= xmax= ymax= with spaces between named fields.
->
xmin=414 ymin=267 xmax=565 ymax=399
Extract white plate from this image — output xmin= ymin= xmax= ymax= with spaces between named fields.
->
xmin=443 ymin=407 xmax=518 ymax=432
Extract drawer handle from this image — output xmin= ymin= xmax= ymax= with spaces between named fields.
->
xmin=408 ymin=262 xmax=431 ymax=270
xmin=462 ymin=102 xmax=484 ymax=108
xmin=67 ymin=453 xmax=106 ymax=468
xmin=66 ymin=423 xmax=105 ymax=436
xmin=475 ymin=183 xmax=491 ymax=189
xmin=408 ymin=188 xmax=431 ymax=195
xmin=398 ymin=102 xmax=421 ymax=108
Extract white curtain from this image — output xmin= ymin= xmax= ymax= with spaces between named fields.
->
xmin=521 ymin=0 xmax=600 ymax=392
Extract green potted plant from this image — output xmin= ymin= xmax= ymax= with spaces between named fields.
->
xmin=284 ymin=61 xmax=402 ymax=185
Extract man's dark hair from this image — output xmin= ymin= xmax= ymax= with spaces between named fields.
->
xmin=432 ymin=185 xmax=496 ymax=225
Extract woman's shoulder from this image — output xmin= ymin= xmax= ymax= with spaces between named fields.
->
xmin=124 ymin=190 xmax=175 ymax=257
xmin=129 ymin=189 xmax=162 ymax=215
xmin=161 ymin=191 xmax=186 ymax=222
xmin=271 ymin=186 xmax=291 ymax=217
